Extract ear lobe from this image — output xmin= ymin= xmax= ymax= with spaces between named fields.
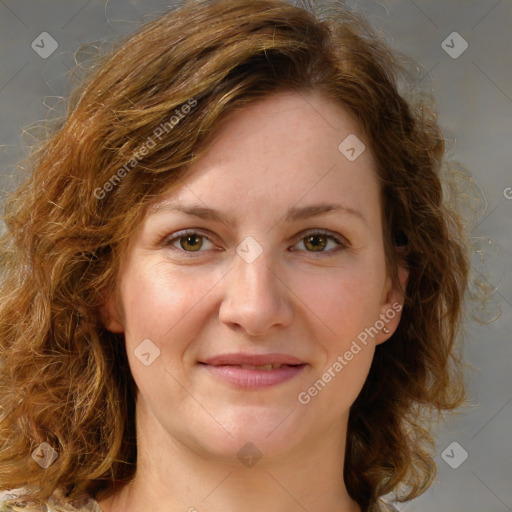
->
xmin=100 ymin=288 xmax=125 ymax=333
xmin=375 ymin=263 xmax=409 ymax=345
xmin=396 ymin=261 xmax=409 ymax=292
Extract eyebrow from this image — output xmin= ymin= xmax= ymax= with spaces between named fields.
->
xmin=149 ymin=201 xmax=368 ymax=228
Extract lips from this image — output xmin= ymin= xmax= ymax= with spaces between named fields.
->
xmin=200 ymin=353 xmax=306 ymax=367
xmin=198 ymin=353 xmax=307 ymax=389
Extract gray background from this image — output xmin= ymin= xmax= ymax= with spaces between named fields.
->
xmin=0 ymin=1 xmax=511 ymax=511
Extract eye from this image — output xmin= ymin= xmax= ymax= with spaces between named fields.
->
xmin=163 ymin=229 xmax=349 ymax=256
xmin=292 ymin=229 xmax=349 ymax=255
xmin=164 ymin=230 xmax=215 ymax=253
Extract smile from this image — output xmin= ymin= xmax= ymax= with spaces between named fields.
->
xmin=199 ymin=363 xmax=307 ymax=389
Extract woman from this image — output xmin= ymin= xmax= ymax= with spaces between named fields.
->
xmin=0 ymin=1 xmax=470 ymax=511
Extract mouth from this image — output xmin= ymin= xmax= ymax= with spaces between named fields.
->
xmin=199 ymin=352 xmax=306 ymax=367
xmin=199 ymin=362 xmax=304 ymax=370
xmin=197 ymin=354 xmax=307 ymax=389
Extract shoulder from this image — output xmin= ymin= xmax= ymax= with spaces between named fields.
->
xmin=0 ymin=488 xmax=103 ymax=512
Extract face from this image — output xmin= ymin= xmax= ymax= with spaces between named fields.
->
xmin=103 ymin=90 xmax=407 ymax=462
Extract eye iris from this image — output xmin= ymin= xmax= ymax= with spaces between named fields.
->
xmin=180 ymin=234 xmax=203 ymax=251
xmin=304 ymin=234 xmax=327 ymax=252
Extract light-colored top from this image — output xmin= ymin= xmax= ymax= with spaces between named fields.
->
xmin=0 ymin=488 xmax=102 ymax=512
xmin=0 ymin=487 xmax=399 ymax=512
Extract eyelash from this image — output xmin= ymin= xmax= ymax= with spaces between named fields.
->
xmin=163 ymin=229 xmax=349 ymax=257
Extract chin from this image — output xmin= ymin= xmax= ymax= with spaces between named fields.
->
xmin=190 ymin=412 xmax=308 ymax=464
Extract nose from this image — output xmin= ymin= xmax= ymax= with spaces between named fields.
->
xmin=218 ymin=242 xmax=293 ymax=337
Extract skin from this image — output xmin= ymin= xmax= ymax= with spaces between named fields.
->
xmin=98 ymin=90 xmax=408 ymax=512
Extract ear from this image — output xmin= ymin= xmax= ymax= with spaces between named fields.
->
xmin=99 ymin=287 xmax=125 ymax=334
xmin=374 ymin=261 xmax=409 ymax=345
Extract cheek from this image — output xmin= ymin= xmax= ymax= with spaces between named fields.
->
xmin=120 ymin=260 xmax=222 ymax=363
xmin=121 ymin=262 xmax=191 ymax=334
xmin=296 ymin=267 xmax=381 ymax=413
xmin=118 ymin=262 xmax=205 ymax=397
xmin=296 ymin=255 xmax=386 ymax=343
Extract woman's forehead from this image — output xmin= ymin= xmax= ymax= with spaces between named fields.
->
xmin=144 ymin=99 xmax=380 ymax=235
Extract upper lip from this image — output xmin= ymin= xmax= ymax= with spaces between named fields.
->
xmin=200 ymin=353 xmax=306 ymax=366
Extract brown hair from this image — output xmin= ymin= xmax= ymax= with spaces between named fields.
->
xmin=0 ymin=0 xmax=471 ymax=510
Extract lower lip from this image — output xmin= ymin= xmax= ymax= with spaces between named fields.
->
xmin=200 ymin=364 xmax=307 ymax=389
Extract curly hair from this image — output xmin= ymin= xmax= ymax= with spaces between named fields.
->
xmin=0 ymin=0 xmax=471 ymax=510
